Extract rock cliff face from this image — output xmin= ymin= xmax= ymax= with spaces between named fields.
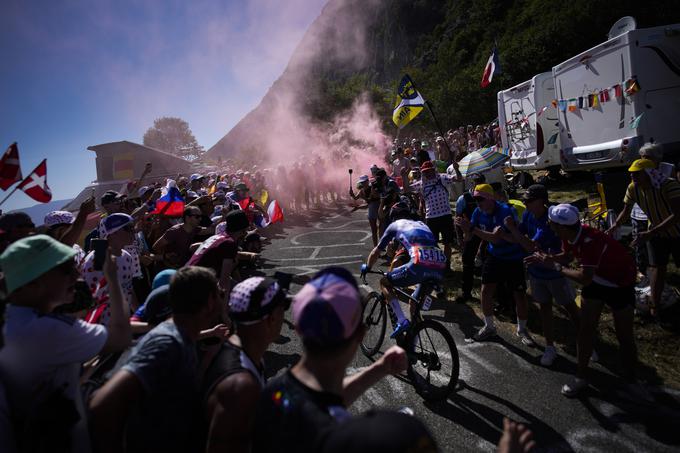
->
xmin=206 ymin=0 xmax=447 ymax=159
xmin=207 ymin=0 xmax=680 ymax=160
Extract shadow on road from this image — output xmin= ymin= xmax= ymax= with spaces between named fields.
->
xmin=425 ymin=381 xmax=573 ymax=451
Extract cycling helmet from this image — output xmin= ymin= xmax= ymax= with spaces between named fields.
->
xmin=389 ymin=202 xmax=411 ymax=221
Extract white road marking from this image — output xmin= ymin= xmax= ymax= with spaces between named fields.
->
xmin=290 ymin=230 xmax=372 ymax=245
xmin=270 ymin=254 xmax=363 ymax=262
xmin=314 ymin=219 xmax=370 ymax=229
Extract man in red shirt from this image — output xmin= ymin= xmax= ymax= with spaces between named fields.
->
xmin=525 ymin=204 xmax=637 ymax=397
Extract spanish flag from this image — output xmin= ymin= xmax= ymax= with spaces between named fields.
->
xmin=113 ymin=152 xmax=134 ymax=180
xmin=392 ymin=75 xmax=425 ymax=129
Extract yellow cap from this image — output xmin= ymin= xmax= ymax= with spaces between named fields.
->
xmin=628 ymin=158 xmax=656 ymax=172
xmin=473 ymin=184 xmax=495 ymax=200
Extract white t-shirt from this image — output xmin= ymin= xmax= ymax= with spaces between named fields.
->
xmin=81 ymin=249 xmax=137 ymax=324
xmin=412 ymin=174 xmax=458 ymax=218
xmin=0 ymin=305 xmax=108 ymax=453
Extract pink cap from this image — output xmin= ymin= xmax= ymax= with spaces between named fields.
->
xmin=292 ymin=269 xmax=362 ymax=345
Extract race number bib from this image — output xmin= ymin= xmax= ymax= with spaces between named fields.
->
xmin=412 ymin=246 xmax=446 ymax=269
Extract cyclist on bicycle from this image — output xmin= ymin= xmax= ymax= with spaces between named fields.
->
xmin=361 ymin=202 xmax=446 ymax=338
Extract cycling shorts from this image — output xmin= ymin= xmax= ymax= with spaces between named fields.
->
xmin=386 ymin=261 xmax=443 ymax=287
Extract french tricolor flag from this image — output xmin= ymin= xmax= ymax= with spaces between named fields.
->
xmin=480 ymin=48 xmax=500 ymax=88
xmin=254 ymin=200 xmax=284 ymax=228
xmin=268 ymin=200 xmax=284 ymax=224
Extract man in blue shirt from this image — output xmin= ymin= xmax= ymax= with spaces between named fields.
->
xmin=455 ymin=184 xmax=534 ymax=344
xmin=504 ymin=185 xmax=580 ymax=366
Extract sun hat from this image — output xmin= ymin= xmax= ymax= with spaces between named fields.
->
xmin=548 ymin=203 xmax=580 ymax=226
xmin=292 ymin=267 xmax=362 ymax=346
xmin=99 ymin=213 xmax=134 ymax=239
xmin=0 ymin=234 xmax=77 ymax=295
xmin=473 ymin=184 xmax=495 ymax=200
xmin=628 ymin=158 xmax=656 ymax=172
xmin=356 ymin=175 xmax=369 ymax=187
xmin=229 ymin=277 xmax=287 ymax=325
xmin=44 ymin=211 xmax=75 ymax=228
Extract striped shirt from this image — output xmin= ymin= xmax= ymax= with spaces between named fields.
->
xmin=623 ymin=179 xmax=680 ymax=238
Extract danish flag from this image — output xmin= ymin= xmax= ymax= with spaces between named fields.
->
xmin=0 ymin=142 xmax=22 ymax=190
xmin=17 ymin=159 xmax=52 ymax=203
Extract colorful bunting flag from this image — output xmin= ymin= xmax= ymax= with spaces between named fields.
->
xmin=614 ymin=84 xmax=623 ymax=98
xmin=630 ymin=112 xmax=644 ymax=129
xmin=625 ymin=78 xmax=640 ymax=96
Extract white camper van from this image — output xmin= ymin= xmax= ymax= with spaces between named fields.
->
xmin=497 ymin=72 xmax=561 ymax=173
xmin=554 ymin=21 xmax=680 ymax=171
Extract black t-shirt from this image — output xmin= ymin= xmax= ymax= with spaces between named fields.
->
xmin=417 ymin=149 xmax=431 ymax=166
xmin=252 ymin=370 xmax=349 ymax=453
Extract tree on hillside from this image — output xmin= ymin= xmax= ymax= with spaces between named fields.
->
xmin=143 ymin=117 xmax=205 ymax=160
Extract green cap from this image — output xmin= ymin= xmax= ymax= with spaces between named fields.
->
xmin=0 ymin=234 xmax=77 ymax=295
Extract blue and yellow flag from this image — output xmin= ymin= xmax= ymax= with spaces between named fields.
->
xmin=392 ymin=75 xmax=425 ymax=129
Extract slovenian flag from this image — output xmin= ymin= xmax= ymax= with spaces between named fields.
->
xmin=151 ymin=184 xmax=184 ymax=217
xmin=480 ymin=48 xmax=500 ymax=88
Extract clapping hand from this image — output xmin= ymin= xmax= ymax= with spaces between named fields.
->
xmin=504 ymin=215 xmax=517 ymax=230
xmin=454 ymin=215 xmax=471 ymax=233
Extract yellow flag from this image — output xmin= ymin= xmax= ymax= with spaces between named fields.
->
xmin=260 ymin=189 xmax=268 ymax=206
xmin=392 ymin=75 xmax=425 ymax=129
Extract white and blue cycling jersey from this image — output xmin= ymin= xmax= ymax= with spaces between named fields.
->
xmin=377 ymin=219 xmax=445 ymax=286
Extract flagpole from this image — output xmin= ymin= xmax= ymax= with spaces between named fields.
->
xmin=0 ymin=184 xmax=21 ymax=208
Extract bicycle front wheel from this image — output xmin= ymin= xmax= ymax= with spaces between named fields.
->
xmin=360 ymin=292 xmax=387 ymax=357
xmin=406 ymin=319 xmax=460 ymax=402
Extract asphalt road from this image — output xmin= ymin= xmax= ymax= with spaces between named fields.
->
xmin=257 ymin=206 xmax=680 ymax=452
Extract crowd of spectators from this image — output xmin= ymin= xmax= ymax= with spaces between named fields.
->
xmin=0 ymin=129 xmax=674 ymax=452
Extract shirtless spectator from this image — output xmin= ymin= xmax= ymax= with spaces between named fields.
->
xmin=153 ymin=205 xmax=209 ymax=268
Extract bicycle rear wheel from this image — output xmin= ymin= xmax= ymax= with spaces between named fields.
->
xmin=405 ymin=319 xmax=459 ymax=402
xmin=360 ymin=292 xmax=387 ymax=357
